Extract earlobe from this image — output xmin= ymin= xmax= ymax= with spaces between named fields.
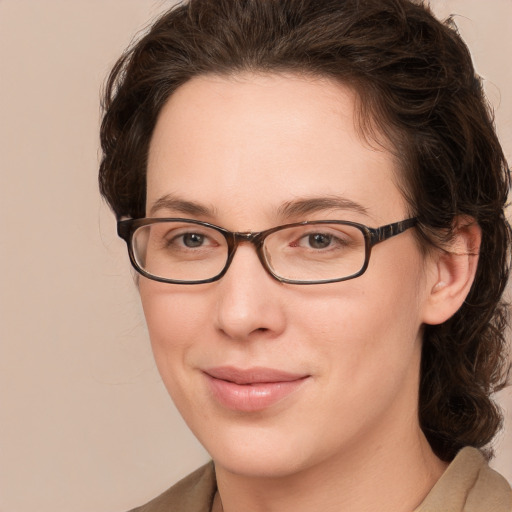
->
xmin=421 ymin=217 xmax=481 ymax=326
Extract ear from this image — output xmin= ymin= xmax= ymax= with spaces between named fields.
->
xmin=421 ymin=216 xmax=481 ymax=326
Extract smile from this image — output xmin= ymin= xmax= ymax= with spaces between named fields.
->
xmin=202 ymin=366 xmax=310 ymax=412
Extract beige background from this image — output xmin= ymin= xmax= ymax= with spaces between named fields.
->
xmin=0 ymin=1 xmax=510 ymax=511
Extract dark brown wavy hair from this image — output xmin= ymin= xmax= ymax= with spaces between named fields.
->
xmin=99 ymin=0 xmax=511 ymax=461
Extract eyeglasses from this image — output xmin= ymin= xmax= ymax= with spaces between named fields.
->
xmin=117 ymin=217 xmax=417 ymax=285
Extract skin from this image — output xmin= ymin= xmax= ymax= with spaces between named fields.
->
xmin=140 ymin=73 xmax=479 ymax=512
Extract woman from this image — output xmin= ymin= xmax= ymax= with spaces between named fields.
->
xmin=99 ymin=0 xmax=511 ymax=510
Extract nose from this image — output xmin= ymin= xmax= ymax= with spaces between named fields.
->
xmin=213 ymin=244 xmax=287 ymax=341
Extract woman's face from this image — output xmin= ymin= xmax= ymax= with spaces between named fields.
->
xmin=141 ymin=73 xmax=435 ymax=478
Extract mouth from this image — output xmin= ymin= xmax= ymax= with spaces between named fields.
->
xmin=202 ymin=366 xmax=310 ymax=412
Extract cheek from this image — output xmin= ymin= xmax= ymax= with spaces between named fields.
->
xmin=139 ymin=281 xmax=209 ymax=375
xmin=292 ymin=252 xmax=426 ymax=385
xmin=138 ymin=281 xmax=222 ymax=427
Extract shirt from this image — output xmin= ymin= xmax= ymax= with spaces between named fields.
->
xmin=128 ymin=447 xmax=512 ymax=512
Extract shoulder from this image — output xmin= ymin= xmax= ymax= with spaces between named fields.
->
xmin=415 ymin=447 xmax=512 ymax=512
xmin=127 ymin=462 xmax=217 ymax=512
xmin=466 ymin=449 xmax=512 ymax=512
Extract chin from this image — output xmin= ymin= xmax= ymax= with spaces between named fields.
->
xmin=191 ymin=418 xmax=324 ymax=479
xmin=212 ymin=447 xmax=312 ymax=479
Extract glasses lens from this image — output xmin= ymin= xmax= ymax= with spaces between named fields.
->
xmin=132 ymin=221 xmax=228 ymax=282
xmin=264 ymin=223 xmax=367 ymax=282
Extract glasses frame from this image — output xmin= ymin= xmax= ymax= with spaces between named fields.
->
xmin=117 ymin=217 xmax=418 ymax=285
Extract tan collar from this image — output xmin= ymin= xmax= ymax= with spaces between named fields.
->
xmin=132 ymin=448 xmax=511 ymax=512
xmin=413 ymin=447 xmax=511 ymax=512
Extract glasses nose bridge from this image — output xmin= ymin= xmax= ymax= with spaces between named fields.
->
xmin=231 ymin=230 xmax=265 ymax=247
xmin=224 ymin=230 xmax=270 ymax=276
xmin=235 ymin=231 xmax=257 ymax=241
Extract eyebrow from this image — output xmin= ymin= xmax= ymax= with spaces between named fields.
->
xmin=149 ymin=194 xmax=217 ymax=217
xmin=148 ymin=193 xmax=368 ymax=221
xmin=276 ymin=196 xmax=369 ymax=219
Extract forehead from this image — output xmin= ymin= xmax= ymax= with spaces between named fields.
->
xmin=146 ymin=73 xmax=406 ymax=227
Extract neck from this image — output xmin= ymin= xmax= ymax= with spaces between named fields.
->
xmin=214 ymin=417 xmax=447 ymax=512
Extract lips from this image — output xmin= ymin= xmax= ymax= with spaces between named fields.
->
xmin=203 ymin=366 xmax=309 ymax=412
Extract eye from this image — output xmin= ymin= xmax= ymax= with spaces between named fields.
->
xmin=306 ymin=233 xmax=333 ymax=249
xmin=166 ymin=230 xmax=220 ymax=250
xmin=291 ymin=231 xmax=348 ymax=251
xmin=153 ymin=224 xmax=222 ymax=251
xmin=181 ymin=232 xmax=206 ymax=248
